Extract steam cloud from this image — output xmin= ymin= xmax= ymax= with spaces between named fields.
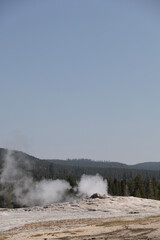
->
xmin=78 ymin=174 xmax=108 ymax=197
xmin=0 ymin=150 xmax=108 ymax=206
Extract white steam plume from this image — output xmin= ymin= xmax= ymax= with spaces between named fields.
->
xmin=20 ymin=179 xmax=71 ymax=206
xmin=0 ymin=150 xmax=71 ymax=206
xmin=78 ymin=174 xmax=108 ymax=197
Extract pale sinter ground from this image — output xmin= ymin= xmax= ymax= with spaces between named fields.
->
xmin=0 ymin=195 xmax=160 ymax=239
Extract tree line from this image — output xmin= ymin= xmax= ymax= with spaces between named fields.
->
xmin=107 ymin=175 xmax=160 ymax=200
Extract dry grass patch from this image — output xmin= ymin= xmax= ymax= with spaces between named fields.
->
xmin=0 ymin=237 xmax=8 ymax=240
xmin=96 ymin=215 xmax=160 ymax=227
xmin=30 ymin=233 xmax=44 ymax=237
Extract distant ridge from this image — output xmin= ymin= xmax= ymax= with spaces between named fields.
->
xmin=130 ymin=162 xmax=160 ymax=171
xmin=0 ymin=147 xmax=160 ymax=172
xmin=48 ymin=159 xmax=160 ymax=171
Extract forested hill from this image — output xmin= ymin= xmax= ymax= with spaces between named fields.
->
xmin=130 ymin=162 xmax=160 ymax=171
xmin=48 ymin=159 xmax=128 ymax=169
xmin=49 ymin=159 xmax=160 ymax=171
xmin=1 ymin=148 xmax=160 ymax=171
xmin=0 ymin=148 xmax=160 ymax=180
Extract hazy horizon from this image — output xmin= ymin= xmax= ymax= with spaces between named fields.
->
xmin=1 ymin=1 xmax=160 ymax=164
xmin=1 ymin=147 xmax=160 ymax=165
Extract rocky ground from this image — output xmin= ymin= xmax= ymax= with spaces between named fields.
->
xmin=0 ymin=195 xmax=160 ymax=239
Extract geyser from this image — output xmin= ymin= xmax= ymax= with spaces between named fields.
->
xmin=78 ymin=174 xmax=108 ymax=197
xmin=0 ymin=150 xmax=108 ymax=207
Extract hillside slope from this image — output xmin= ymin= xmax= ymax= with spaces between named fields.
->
xmin=0 ymin=148 xmax=160 ymax=180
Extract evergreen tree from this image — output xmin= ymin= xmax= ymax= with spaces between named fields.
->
xmin=134 ymin=175 xmax=145 ymax=198
xmin=145 ymin=177 xmax=154 ymax=199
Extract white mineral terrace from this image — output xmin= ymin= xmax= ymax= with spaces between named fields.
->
xmin=0 ymin=195 xmax=160 ymax=231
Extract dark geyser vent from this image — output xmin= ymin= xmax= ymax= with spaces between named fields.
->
xmin=90 ymin=193 xmax=106 ymax=199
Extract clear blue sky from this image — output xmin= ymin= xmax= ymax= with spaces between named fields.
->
xmin=1 ymin=0 xmax=160 ymax=164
